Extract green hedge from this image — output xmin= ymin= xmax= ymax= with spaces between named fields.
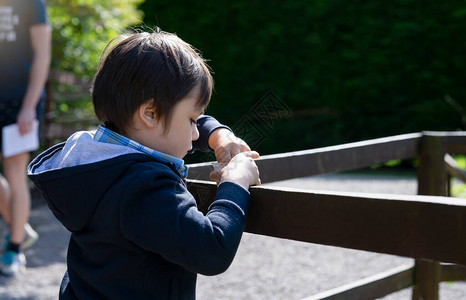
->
xmin=140 ymin=2 xmax=465 ymax=156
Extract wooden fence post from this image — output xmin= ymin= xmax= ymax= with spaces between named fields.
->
xmin=412 ymin=133 xmax=447 ymax=300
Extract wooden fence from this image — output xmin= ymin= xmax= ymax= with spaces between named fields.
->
xmin=186 ymin=131 xmax=466 ymax=300
xmin=41 ymin=71 xmax=97 ymax=147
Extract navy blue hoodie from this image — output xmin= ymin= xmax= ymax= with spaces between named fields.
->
xmin=27 ymin=117 xmax=250 ymax=300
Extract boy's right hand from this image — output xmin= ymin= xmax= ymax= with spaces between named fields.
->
xmin=209 ymin=151 xmax=261 ymax=190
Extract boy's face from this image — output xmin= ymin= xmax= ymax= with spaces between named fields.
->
xmin=149 ymin=86 xmax=204 ymax=159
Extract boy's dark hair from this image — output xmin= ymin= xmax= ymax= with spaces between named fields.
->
xmin=91 ymin=31 xmax=213 ymax=134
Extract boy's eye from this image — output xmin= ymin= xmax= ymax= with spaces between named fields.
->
xmin=190 ymin=119 xmax=197 ymax=125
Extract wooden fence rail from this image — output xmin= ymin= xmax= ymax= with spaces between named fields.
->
xmin=187 ymin=131 xmax=466 ymax=300
xmin=188 ymin=132 xmax=423 ymax=183
xmin=187 ymin=180 xmax=466 ymax=265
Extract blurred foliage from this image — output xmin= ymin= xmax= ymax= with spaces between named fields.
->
xmin=452 ymin=184 xmax=466 ymax=198
xmin=454 ymin=155 xmax=466 ymax=169
xmin=450 ymin=155 xmax=466 ymax=198
xmin=45 ymin=0 xmax=144 ymax=134
xmin=48 ymin=0 xmax=144 ymax=78
xmin=140 ymin=1 xmax=466 ymax=157
xmin=52 ymin=82 xmax=95 ymax=122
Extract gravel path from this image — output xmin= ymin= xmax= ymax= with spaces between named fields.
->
xmin=0 ymin=197 xmax=69 ymax=299
xmin=0 ymin=172 xmax=464 ymax=299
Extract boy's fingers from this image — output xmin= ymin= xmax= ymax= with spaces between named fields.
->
xmin=230 ymin=150 xmax=259 ymax=161
xmin=217 ymin=152 xmax=232 ymax=164
xmin=243 ymin=151 xmax=260 ymax=159
xmin=209 ymin=170 xmax=221 ymax=183
xmin=240 ymin=143 xmax=251 ymax=152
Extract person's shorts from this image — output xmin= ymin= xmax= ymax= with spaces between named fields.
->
xmin=0 ymin=97 xmax=45 ymax=152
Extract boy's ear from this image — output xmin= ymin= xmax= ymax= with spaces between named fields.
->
xmin=137 ymin=102 xmax=158 ymax=128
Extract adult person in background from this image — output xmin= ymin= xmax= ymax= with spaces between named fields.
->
xmin=0 ymin=0 xmax=51 ymax=275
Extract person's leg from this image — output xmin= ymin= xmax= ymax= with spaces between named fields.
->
xmin=2 ymin=152 xmax=31 ymax=245
xmin=0 ymin=153 xmax=31 ymax=275
xmin=0 ymin=173 xmax=11 ymax=224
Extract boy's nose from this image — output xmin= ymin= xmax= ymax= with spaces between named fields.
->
xmin=192 ymin=124 xmax=200 ymax=141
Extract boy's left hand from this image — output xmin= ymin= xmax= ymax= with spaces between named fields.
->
xmin=208 ymin=128 xmax=251 ymax=163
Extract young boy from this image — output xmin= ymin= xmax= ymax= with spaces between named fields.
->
xmin=27 ymin=31 xmax=260 ymax=299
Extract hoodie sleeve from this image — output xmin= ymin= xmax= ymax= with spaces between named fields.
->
xmin=119 ymin=164 xmax=249 ymax=276
xmin=192 ymin=115 xmax=231 ymax=152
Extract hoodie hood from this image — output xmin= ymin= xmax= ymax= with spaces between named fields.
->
xmin=27 ymin=130 xmax=154 ymax=232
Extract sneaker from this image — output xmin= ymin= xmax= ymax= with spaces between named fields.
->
xmin=3 ymin=223 xmax=39 ymax=251
xmin=0 ymin=250 xmax=26 ymax=276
